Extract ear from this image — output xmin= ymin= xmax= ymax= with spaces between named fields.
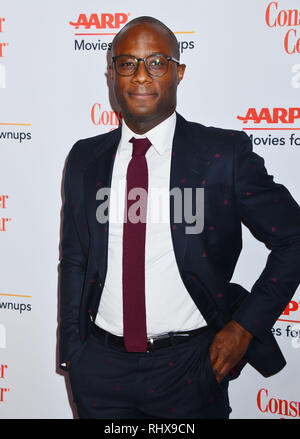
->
xmin=177 ymin=63 xmax=186 ymax=84
xmin=109 ymin=64 xmax=114 ymax=81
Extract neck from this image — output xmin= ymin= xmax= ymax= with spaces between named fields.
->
xmin=123 ymin=109 xmax=175 ymax=135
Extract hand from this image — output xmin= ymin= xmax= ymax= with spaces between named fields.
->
xmin=209 ymin=320 xmax=253 ymax=383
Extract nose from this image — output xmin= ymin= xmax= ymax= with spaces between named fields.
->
xmin=132 ymin=59 xmax=152 ymax=83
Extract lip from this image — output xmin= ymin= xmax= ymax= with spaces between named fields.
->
xmin=128 ymin=92 xmax=157 ymax=98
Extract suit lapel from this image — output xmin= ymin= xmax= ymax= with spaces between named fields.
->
xmin=169 ymin=113 xmax=190 ymax=273
xmin=84 ymin=128 xmax=121 ymax=281
xmin=169 ymin=112 xmax=209 ymax=274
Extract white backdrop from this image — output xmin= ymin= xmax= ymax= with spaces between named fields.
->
xmin=0 ymin=0 xmax=299 ymax=419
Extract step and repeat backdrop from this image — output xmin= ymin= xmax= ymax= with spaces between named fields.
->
xmin=0 ymin=0 xmax=299 ymax=419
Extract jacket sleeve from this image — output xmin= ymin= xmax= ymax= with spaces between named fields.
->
xmin=58 ymin=141 xmax=88 ymax=370
xmin=232 ymin=132 xmax=300 ymax=340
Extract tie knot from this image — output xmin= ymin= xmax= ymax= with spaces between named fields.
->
xmin=129 ymin=137 xmax=152 ymax=157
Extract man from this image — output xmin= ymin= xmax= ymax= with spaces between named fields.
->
xmin=58 ymin=16 xmax=300 ymax=419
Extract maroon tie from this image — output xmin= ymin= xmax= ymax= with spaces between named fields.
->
xmin=122 ymin=137 xmax=152 ymax=352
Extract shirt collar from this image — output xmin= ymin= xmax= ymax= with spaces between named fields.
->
xmin=118 ymin=112 xmax=176 ymax=156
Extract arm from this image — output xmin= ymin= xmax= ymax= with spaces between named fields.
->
xmin=210 ymin=132 xmax=300 ymax=382
xmin=59 ymin=141 xmax=88 ymax=371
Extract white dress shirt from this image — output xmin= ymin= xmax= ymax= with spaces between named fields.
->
xmin=95 ymin=112 xmax=207 ymax=336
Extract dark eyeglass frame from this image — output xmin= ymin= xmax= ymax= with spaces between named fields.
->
xmin=112 ymin=53 xmax=180 ymax=77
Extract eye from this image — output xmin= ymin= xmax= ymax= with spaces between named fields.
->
xmin=116 ymin=57 xmax=137 ymax=71
xmin=120 ymin=61 xmax=135 ymax=67
xmin=147 ymin=55 xmax=168 ymax=72
xmin=149 ymin=58 xmax=166 ymax=66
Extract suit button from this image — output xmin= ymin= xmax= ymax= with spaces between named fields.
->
xmin=89 ymin=314 xmax=93 ymax=322
xmin=98 ymin=280 xmax=102 ymax=288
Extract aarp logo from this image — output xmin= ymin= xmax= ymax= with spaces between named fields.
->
xmin=278 ymin=296 xmax=300 ymax=324
xmin=69 ymin=13 xmax=130 ymax=31
xmin=237 ymin=107 xmax=300 ymax=124
xmin=281 ymin=300 xmax=300 ymax=317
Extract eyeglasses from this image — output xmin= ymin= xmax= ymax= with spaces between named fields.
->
xmin=112 ymin=53 xmax=180 ymax=77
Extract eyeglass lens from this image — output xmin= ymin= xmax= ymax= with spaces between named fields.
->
xmin=115 ymin=54 xmax=169 ymax=76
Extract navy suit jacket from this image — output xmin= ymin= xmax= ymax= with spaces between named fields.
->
xmin=59 ymin=112 xmax=300 ymax=377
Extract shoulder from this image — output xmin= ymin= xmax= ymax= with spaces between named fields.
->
xmin=175 ymin=113 xmax=253 ymax=160
xmin=66 ymin=127 xmax=121 ymax=171
xmin=184 ymin=117 xmax=249 ymax=146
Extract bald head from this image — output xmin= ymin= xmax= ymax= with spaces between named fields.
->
xmin=109 ymin=15 xmax=186 ymax=134
xmin=112 ymin=16 xmax=180 ymax=60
